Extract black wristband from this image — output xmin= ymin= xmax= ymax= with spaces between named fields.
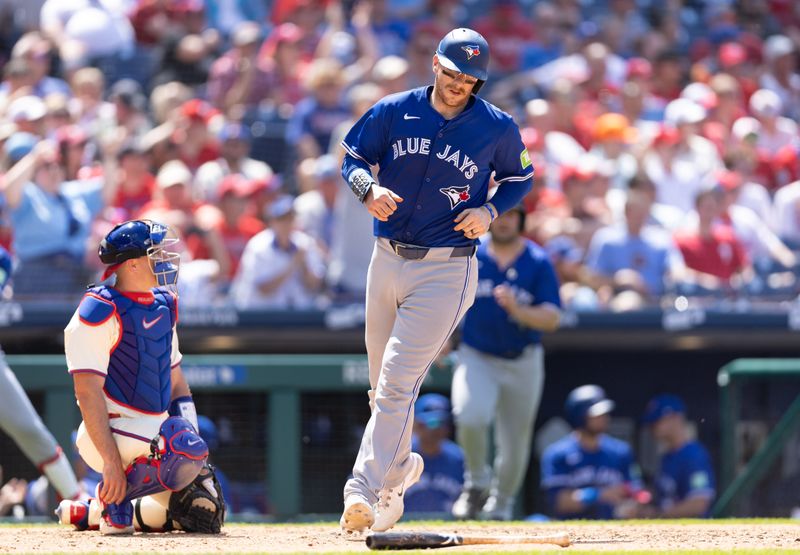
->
xmin=349 ymin=171 xmax=375 ymax=203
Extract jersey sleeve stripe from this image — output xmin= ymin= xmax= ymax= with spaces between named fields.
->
xmin=495 ymin=171 xmax=534 ymax=184
xmin=68 ymin=368 xmax=107 ymax=378
xmin=341 ymin=141 xmax=370 ymax=164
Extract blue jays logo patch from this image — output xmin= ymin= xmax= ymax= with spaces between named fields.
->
xmin=462 ymin=45 xmax=481 ymax=60
xmin=440 ymin=185 xmax=471 ymax=209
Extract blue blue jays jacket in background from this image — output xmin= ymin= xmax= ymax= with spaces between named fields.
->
xmin=461 ymin=239 xmax=560 ymax=358
xmin=541 ymin=433 xmax=638 ymax=520
xmin=656 ymin=440 xmax=716 ymax=516
xmin=341 ymin=86 xmax=533 ymax=248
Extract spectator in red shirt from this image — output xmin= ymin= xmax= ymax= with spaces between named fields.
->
xmin=214 ymin=174 xmax=266 ymax=280
xmin=109 ymin=142 xmax=156 ymax=220
xmin=674 ymin=188 xmax=751 ymax=289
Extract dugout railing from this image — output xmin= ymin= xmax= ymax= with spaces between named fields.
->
xmin=713 ymin=358 xmax=800 ymax=517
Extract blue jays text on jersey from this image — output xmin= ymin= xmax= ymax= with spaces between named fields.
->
xmin=461 ymin=240 xmax=561 ymax=359
xmin=341 ymin=86 xmax=533 ymax=248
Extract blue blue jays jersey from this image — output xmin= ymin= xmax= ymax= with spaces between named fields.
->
xmin=405 ymin=437 xmax=465 ymax=513
xmin=541 ymin=433 xmax=637 ymax=520
xmin=461 ymin=239 xmax=560 ymax=358
xmin=341 ymin=87 xmax=533 ymax=247
xmin=656 ymin=441 xmax=715 ymax=516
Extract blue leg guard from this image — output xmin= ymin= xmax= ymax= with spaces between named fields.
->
xmin=100 ymin=416 xmax=208 ymax=529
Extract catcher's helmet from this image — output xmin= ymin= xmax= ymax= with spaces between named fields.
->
xmin=564 ymin=385 xmax=615 ymax=429
xmin=436 ymin=28 xmax=490 ymax=92
xmin=99 ymin=219 xmax=179 ymax=287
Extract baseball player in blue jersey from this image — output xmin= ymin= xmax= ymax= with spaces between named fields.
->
xmin=451 ymin=204 xmax=561 ymax=521
xmin=404 ymin=393 xmax=465 ymax=514
xmin=55 ymin=220 xmax=224 ymax=535
xmin=0 ymin=246 xmax=82 ymax=504
xmin=541 ymin=385 xmax=643 ymax=520
xmin=339 ymin=28 xmax=533 ymax=533
xmin=641 ymin=394 xmax=715 ymax=518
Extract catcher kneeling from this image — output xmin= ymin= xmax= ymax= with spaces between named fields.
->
xmin=56 ymin=219 xmax=224 ymax=534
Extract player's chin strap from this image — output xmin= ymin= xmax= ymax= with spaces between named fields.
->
xmin=100 ymin=417 xmax=208 ymax=529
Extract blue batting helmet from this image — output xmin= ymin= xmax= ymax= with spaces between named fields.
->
xmin=436 ymin=28 xmax=490 ymax=88
xmin=564 ymin=385 xmax=615 ymax=429
xmin=99 ymin=219 xmax=180 ymax=287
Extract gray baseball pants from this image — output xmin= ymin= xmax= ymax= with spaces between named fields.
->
xmin=0 ymin=348 xmax=80 ymax=498
xmin=451 ymin=343 xmax=544 ymax=500
xmin=345 ymin=238 xmax=478 ymax=503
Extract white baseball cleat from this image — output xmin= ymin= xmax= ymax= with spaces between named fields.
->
xmin=340 ymin=494 xmax=374 ymax=535
xmin=99 ymin=520 xmax=134 ymax=535
xmin=479 ymin=494 xmax=514 ymax=521
xmin=371 ymin=452 xmax=424 ymax=532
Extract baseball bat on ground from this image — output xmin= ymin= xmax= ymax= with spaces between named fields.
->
xmin=366 ymin=531 xmax=571 ymax=550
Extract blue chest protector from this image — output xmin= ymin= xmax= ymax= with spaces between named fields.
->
xmin=80 ymin=286 xmax=177 ymax=413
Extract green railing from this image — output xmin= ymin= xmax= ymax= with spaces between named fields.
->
xmin=8 ymin=354 xmax=453 ymax=518
xmin=712 ymin=358 xmax=800 ymax=517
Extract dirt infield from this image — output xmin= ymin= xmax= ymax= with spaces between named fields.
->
xmin=2 ymin=521 xmax=799 ymax=553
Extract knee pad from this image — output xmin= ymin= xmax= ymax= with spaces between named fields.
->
xmin=155 ymin=416 xmax=208 ymax=492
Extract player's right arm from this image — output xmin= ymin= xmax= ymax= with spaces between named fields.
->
xmin=64 ymin=294 xmax=126 ymax=504
xmin=340 ymin=101 xmax=403 ymax=221
xmin=73 ymin=374 xmax=126 ymax=504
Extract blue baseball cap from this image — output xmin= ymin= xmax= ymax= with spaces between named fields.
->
xmin=218 ymin=122 xmax=251 ymax=143
xmin=4 ymin=131 xmax=37 ymax=163
xmin=415 ymin=393 xmax=451 ymax=429
xmin=642 ymin=394 xmax=686 ymax=424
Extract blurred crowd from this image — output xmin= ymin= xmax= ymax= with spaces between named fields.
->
xmin=0 ymin=0 xmax=799 ymax=311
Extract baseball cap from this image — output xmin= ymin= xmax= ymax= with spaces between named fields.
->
xmin=414 ymin=393 xmax=451 ymax=429
xmin=218 ymin=174 xmax=257 ymax=198
xmin=372 ymin=55 xmax=409 ymax=82
xmin=266 ymin=194 xmax=295 ymax=219
xmin=652 ymin=125 xmax=681 ymax=147
xmin=156 ymin=160 xmax=192 ymax=189
xmin=664 ymin=98 xmax=706 ymax=126
xmin=626 ymin=57 xmax=652 ymax=79
xmin=314 ymin=154 xmax=338 ymax=180
xmin=592 ymin=113 xmax=638 ymax=144
xmin=180 ymin=98 xmax=218 ymax=123
xmin=108 ymin=78 xmax=147 ymax=111
xmin=232 ymin=21 xmax=262 ymax=47
xmin=719 ymin=42 xmax=746 ymax=68
xmin=681 ymin=82 xmax=718 ymax=110
xmin=715 ymin=169 xmax=742 ymax=192
xmin=764 ymin=35 xmax=794 ymax=64
xmin=218 ymin=122 xmax=251 ymax=143
xmin=4 ymin=131 xmax=38 ymax=163
xmin=642 ymin=394 xmax=686 ymax=424
xmin=560 ymin=163 xmax=596 ymax=184
xmin=749 ymin=88 xmax=783 ymax=118
xmin=7 ymin=95 xmax=46 ymax=123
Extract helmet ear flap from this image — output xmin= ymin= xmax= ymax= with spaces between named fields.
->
xmin=472 ymin=79 xmax=485 ymax=94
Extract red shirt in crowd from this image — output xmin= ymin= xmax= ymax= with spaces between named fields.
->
xmin=674 ymin=226 xmax=748 ymax=281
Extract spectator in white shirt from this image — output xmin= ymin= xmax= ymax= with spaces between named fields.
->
xmin=731 ymin=89 xmax=799 ymax=154
xmin=759 ymin=35 xmax=800 ymax=121
xmin=773 ymin=179 xmax=800 ymax=248
xmin=294 ymin=154 xmax=339 ymax=254
xmin=230 ymin=195 xmax=325 ymax=310
xmin=643 ymin=101 xmax=721 ymax=214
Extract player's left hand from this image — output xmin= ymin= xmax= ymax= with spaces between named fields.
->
xmin=454 ymin=206 xmax=491 ymax=239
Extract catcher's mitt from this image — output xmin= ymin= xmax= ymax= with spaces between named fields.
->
xmin=168 ymin=464 xmax=226 ymax=533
